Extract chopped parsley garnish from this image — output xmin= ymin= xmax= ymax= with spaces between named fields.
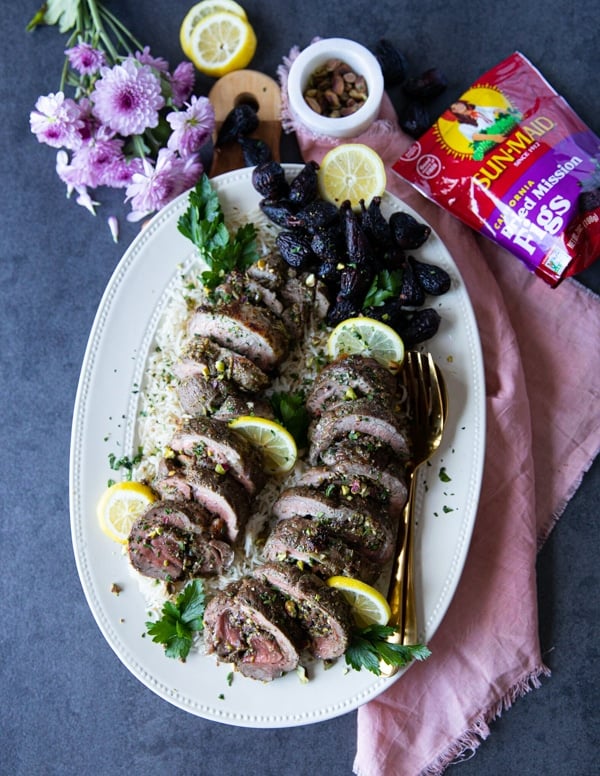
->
xmin=439 ymin=466 xmax=451 ymax=482
xmin=345 ymin=624 xmax=431 ymax=676
xmin=108 ymin=447 xmax=143 ymax=481
xmin=270 ymin=391 xmax=310 ymax=448
xmin=177 ymin=174 xmax=259 ymax=289
xmin=145 ymin=579 xmax=206 ymax=661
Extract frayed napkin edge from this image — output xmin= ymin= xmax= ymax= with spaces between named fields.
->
xmin=419 ymin=664 xmax=552 ymax=776
xmin=352 ymin=664 xmax=551 ymax=776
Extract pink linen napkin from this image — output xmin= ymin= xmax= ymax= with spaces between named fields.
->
xmin=278 ymin=50 xmax=600 ymax=775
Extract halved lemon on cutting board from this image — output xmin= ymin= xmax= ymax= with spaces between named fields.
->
xmin=318 ymin=143 xmax=386 ymax=209
xmin=97 ymin=481 xmax=156 ymax=544
xmin=327 ymin=316 xmax=405 ymax=372
xmin=179 ymin=0 xmax=248 ymax=58
xmin=229 ymin=416 xmax=297 ymax=474
xmin=186 ymin=9 xmax=257 ymax=77
xmin=327 ymin=576 xmax=391 ymax=627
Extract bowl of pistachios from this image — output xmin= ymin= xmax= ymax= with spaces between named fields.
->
xmin=287 ymin=37 xmax=384 ymax=138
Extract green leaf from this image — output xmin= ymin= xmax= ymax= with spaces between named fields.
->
xmin=177 ymin=579 xmax=206 ymax=628
xmin=363 ymin=268 xmax=403 ymax=308
xmin=178 ymin=176 xmax=259 ymax=289
xmin=145 ymin=579 xmax=206 ymax=661
xmin=165 ymin=635 xmax=193 ymax=660
xmin=270 ymin=391 xmax=310 ymax=448
xmin=344 ymin=624 xmax=432 ymax=676
xmin=42 ymin=0 xmax=80 ymax=32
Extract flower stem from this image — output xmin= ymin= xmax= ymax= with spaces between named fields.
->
xmin=85 ymin=0 xmax=118 ymax=61
xmin=100 ymin=5 xmax=144 ymax=53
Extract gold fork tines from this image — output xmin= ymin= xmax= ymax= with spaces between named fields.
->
xmin=380 ymin=351 xmax=447 ymax=677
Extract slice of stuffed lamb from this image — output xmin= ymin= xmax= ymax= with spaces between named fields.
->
xmin=188 ymin=301 xmax=289 ymax=372
xmin=308 ymin=398 xmax=410 ymax=466
xmin=127 ymin=500 xmax=233 ymax=582
xmin=169 ymin=416 xmax=266 ymax=495
xmin=203 ymin=577 xmax=301 ymax=681
xmin=174 ymin=336 xmax=271 ymax=394
xmin=306 ymin=354 xmax=397 ymax=416
xmin=263 ymin=516 xmax=380 ymax=585
xmin=255 ymin=561 xmax=353 ymax=660
xmin=271 ymin=485 xmax=395 ymax=564
xmin=153 ymin=456 xmax=250 ymax=544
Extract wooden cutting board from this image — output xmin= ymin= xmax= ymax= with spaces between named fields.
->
xmin=208 ymin=70 xmax=282 ymax=177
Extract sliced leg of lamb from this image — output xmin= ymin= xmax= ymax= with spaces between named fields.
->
xmin=203 ymin=577 xmax=301 ymax=681
xmin=306 ymin=354 xmax=398 ymax=416
xmin=255 ymin=561 xmax=353 ymax=660
xmin=127 ymin=500 xmax=234 ymax=582
xmin=308 ymin=398 xmax=411 ymax=466
xmin=169 ymin=416 xmax=266 ymax=495
xmin=271 ymin=485 xmax=395 ymax=564
xmin=188 ymin=301 xmax=289 ymax=372
xmin=263 ymin=516 xmax=380 ymax=584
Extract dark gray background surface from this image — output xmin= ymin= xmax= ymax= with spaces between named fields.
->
xmin=2 ymin=1 xmax=598 ymax=774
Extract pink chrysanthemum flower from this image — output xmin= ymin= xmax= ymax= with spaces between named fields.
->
xmin=105 ymin=156 xmax=145 ymax=188
xmin=125 ymin=148 xmax=202 ymax=221
xmin=56 ymin=126 xmax=130 ymax=190
xmin=167 ymin=96 xmax=215 ymax=157
xmin=65 ymin=42 xmax=106 ymax=75
xmin=30 ymin=92 xmax=84 ymax=150
xmin=169 ymin=61 xmax=196 ymax=107
xmin=91 ymin=58 xmax=165 ymax=136
xmin=73 ymin=132 xmax=126 ymax=188
xmin=135 ymin=46 xmax=169 ymax=72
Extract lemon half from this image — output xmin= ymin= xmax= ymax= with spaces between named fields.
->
xmin=228 ymin=416 xmax=297 ymax=474
xmin=179 ymin=0 xmax=248 ymax=58
xmin=318 ymin=143 xmax=386 ymax=209
xmin=327 ymin=576 xmax=392 ymax=627
xmin=96 ymin=481 xmax=156 ymax=544
xmin=327 ymin=316 xmax=405 ymax=372
xmin=186 ymin=10 xmax=257 ymax=77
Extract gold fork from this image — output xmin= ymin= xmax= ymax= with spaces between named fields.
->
xmin=380 ymin=351 xmax=448 ymax=677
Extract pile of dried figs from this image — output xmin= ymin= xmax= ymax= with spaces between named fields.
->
xmin=252 ymin=159 xmax=451 ymax=347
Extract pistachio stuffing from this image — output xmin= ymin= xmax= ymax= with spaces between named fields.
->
xmin=303 ymin=58 xmax=369 ymax=118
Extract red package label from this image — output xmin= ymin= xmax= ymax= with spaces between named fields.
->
xmin=393 ymin=52 xmax=600 ymax=286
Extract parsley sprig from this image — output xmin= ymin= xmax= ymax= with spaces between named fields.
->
xmin=177 ymin=174 xmax=259 ymax=289
xmin=146 ymin=579 xmax=206 ymax=661
xmin=363 ymin=268 xmax=403 ymax=308
xmin=270 ymin=391 xmax=310 ymax=448
xmin=345 ymin=624 xmax=431 ymax=675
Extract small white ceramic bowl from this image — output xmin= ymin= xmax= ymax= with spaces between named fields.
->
xmin=287 ymin=38 xmax=384 ymax=138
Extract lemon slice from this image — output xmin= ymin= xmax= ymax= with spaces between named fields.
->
xmin=187 ymin=10 xmax=257 ymax=77
xmin=228 ymin=416 xmax=297 ymax=474
xmin=327 ymin=316 xmax=405 ymax=371
xmin=327 ymin=576 xmax=391 ymax=627
xmin=179 ymin=0 xmax=248 ymax=58
xmin=97 ymin=481 xmax=156 ymax=544
xmin=318 ymin=143 xmax=387 ymax=209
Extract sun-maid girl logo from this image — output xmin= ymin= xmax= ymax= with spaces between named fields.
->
xmin=434 ymin=85 xmax=520 ymax=160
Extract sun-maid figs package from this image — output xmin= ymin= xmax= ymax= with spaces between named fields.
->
xmin=392 ymin=52 xmax=600 ymax=286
